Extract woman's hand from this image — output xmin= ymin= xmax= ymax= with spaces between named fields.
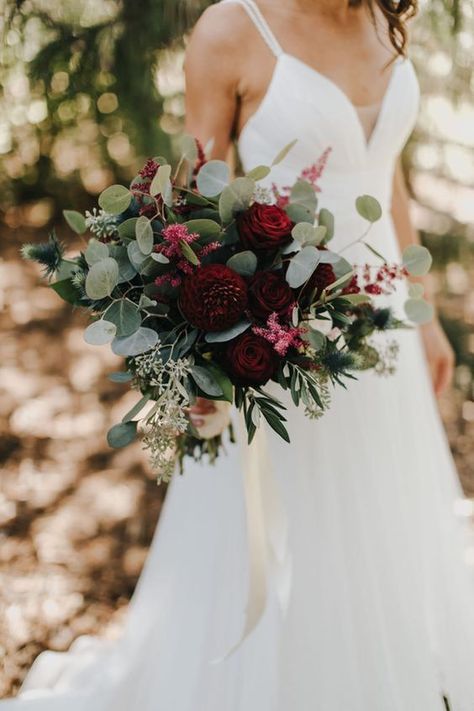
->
xmin=420 ymin=319 xmax=455 ymax=396
xmin=188 ymin=398 xmax=231 ymax=439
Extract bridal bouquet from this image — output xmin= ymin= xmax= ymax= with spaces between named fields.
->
xmin=22 ymin=137 xmax=433 ymax=481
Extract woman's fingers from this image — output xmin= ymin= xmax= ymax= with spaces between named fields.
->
xmin=190 ymin=398 xmax=217 ymax=416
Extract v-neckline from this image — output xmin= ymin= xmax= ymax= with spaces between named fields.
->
xmin=281 ymin=52 xmax=404 ymax=151
xmin=238 ymin=51 xmax=406 ymax=154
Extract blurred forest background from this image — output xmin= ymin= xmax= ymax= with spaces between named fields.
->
xmin=0 ymin=0 xmax=473 ymax=698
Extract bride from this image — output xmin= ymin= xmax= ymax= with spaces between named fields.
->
xmin=3 ymin=0 xmax=474 ymax=709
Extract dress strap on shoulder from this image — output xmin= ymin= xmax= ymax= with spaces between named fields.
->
xmin=221 ymin=0 xmax=283 ymax=58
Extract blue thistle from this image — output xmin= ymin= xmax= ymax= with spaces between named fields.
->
xmin=21 ymin=231 xmax=64 ymax=279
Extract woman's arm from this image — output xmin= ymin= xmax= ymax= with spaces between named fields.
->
xmin=392 ymin=158 xmax=454 ymax=395
xmin=184 ymin=5 xmax=242 ymax=429
xmin=184 ymin=5 xmax=242 ymax=160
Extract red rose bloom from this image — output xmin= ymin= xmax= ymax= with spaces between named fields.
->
xmin=248 ymin=271 xmax=294 ymax=321
xmin=226 ymin=332 xmax=279 ymax=385
xmin=300 ymin=263 xmax=336 ymax=303
xmin=179 ymin=264 xmax=248 ymax=332
xmin=237 ymin=202 xmax=293 ymax=251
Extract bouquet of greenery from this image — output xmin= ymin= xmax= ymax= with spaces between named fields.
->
xmin=22 ymin=137 xmax=433 ymax=481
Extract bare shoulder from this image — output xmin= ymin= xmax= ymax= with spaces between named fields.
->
xmin=186 ymin=3 xmax=249 ymax=66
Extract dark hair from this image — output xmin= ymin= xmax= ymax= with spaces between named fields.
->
xmin=369 ymin=0 xmax=418 ymax=56
xmin=350 ymin=0 xmax=418 ymax=56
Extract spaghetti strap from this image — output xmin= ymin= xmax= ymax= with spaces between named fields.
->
xmin=221 ymin=0 xmax=283 ymax=58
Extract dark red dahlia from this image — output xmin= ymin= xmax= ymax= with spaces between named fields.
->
xmin=248 ymin=271 xmax=294 ymax=321
xmin=237 ymin=202 xmax=293 ymax=251
xmin=226 ymin=332 xmax=279 ymax=385
xmin=179 ymin=264 xmax=248 ymax=332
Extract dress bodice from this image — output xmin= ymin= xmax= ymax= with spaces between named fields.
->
xmin=222 ymin=0 xmax=420 ymax=242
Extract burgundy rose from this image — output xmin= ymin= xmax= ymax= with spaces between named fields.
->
xmin=300 ymin=263 xmax=336 ymax=303
xmin=237 ymin=202 xmax=293 ymax=251
xmin=179 ymin=264 xmax=248 ymax=331
xmin=226 ymin=332 xmax=279 ymax=385
xmin=248 ymin=271 xmax=294 ymax=321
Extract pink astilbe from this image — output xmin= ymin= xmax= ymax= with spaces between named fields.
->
xmin=252 ymin=312 xmax=304 ymax=357
xmin=138 ymin=158 xmax=160 ymax=180
xmin=299 ymin=147 xmax=332 ymax=192
xmin=154 ymin=224 xmax=199 ymax=288
xmin=273 ymin=147 xmax=332 ymax=208
xmin=153 ymin=226 xmax=222 ymax=289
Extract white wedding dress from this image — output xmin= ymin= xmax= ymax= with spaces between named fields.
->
xmin=3 ymin=1 xmax=474 ymax=709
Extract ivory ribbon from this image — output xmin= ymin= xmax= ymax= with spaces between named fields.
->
xmin=212 ymin=415 xmax=291 ymax=662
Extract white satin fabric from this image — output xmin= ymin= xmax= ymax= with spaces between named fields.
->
xmin=3 ymin=1 xmax=474 ymax=708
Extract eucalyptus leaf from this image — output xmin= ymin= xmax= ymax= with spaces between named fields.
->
xmin=107 ymin=421 xmax=138 ymax=449
xmin=318 ymin=250 xmax=341 ymax=264
xmin=85 ymin=239 xmax=109 ymax=266
xmin=272 ymin=139 xmax=298 ymax=166
xmin=190 ymin=365 xmax=223 ymax=397
xmin=108 ymin=371 xmax=133 ymax=383
xmin=150 ymin=164 xmax=172 ymax=198
xmin=332 ymin=256 xmax=354 ymax=280
xmin=292 ymin=223 xmax=316 ymax=245
xmin=111 ymin=327 xmax=159 ymax=356
xmin=318 ymin=208 xmax=335 ymax=241
xmin=109 ymin=245 xmax=137 ymax=283
xmin=404 ymin=298 xmax=434 ymax=324
xmin=226 ymin=250 xmax=257 ymax=277
xmin=196 ymin=160 xmax=230 ymax=197
xmin=98 ymin=185 xmax=132 ymax=215
xmin=408 ymin=282 xmax=425 ymax=299
xmin=219 ymin=177 xmax=255 ymax=223
xmin=246 ymin=165 xmax=271 ymax=181
xmin=290 ymin=179 xmax=318 ymax=218
xmin=135 ymin=215 xmax=154 ymax=255
xmin=85 ymin=257 xmax=119 ymax=299
xmin=402 ymin=244 xmax=432 ymax=276
xmin=285 ymin=203 xmax=314 ymax=224
xmin=63 ymin=210 xmax=86 ymax=234
xmin=150 ymin=252 xmax=170 ymax=264
xmin=205 ymin=319 xmax=251 ymax=343
xmin=184 ymin=218 xmax=222 ymax=239
xmin=285 ymin=245 xmax=321 ymax=288
xmin=105 ymin=299 xmax=141 ymax=337
xmin=84 ymin=319 xmax=117 ymax=346
xmin=117 ymin=217 xmax=138 ymax=240
xmin=355 ymin=195 xmax=382 ymax=222
xmin=281 ymin=239 xmax=300 ymax=255
xmin=127 ymin=241 xmax=148 ymax=268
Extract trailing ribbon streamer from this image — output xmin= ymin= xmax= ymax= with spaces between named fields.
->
xmin=211 ymin=415 xmax=291 ymax=662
